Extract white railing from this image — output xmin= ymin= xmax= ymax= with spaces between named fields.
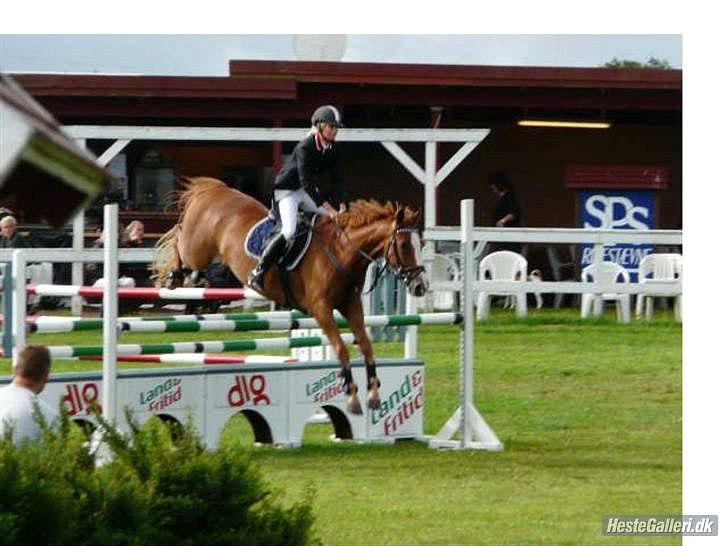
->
xmin=424 ymin=226 xmax=682 ymax=296
xmin=0 ymin=248 xmax=155 ymax=263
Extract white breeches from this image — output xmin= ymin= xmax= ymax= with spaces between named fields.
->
xmin=274 ymin=188 xmax=326 ymax=241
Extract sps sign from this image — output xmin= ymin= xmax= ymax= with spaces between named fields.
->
xmin=579 ymin=190 xmax=654 ymax=280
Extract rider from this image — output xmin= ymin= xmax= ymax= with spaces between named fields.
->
xmin=248 ymin=105 xmax=348 ymax=292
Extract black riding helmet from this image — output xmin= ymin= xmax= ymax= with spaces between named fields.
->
xmin=311 ymin=105 xmax=344 ymax=128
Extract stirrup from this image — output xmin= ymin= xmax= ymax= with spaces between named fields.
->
xmin=248 ymin=268 xmax=265 ymax=292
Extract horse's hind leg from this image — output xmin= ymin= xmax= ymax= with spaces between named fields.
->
xmin=309 ymin=303 xmax=363 ymax=415
xmin=340 ymin=295 xmax=380 ymax=410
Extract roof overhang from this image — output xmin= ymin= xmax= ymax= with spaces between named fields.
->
xmin=0 ymin=74 xmax=113 ymax=226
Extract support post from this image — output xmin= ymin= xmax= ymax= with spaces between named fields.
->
xmin=2 ymin=264 xmax=13 ymax=358
xmin=11 ymin=250 xmax=26 ymax=367
xmin=404 ymin=293 xmax=417 ymax=358
xmin=424 ymin=141 xmax=437 ymax=237
xmin=102 ymin=204 xmax=119 ymax=422
xmin=71 ymin=210 xmax=84 ymax=315
xmin=422 ymin=141 xmax=438 ymax=311
xmin=72 ymin=137 xmax=87 ymax=316
xmin=429 ymin=199 xmax=503 ymax=451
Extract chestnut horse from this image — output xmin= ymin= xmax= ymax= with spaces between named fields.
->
xmin=152 ymin=177 xmax=428 ymax=414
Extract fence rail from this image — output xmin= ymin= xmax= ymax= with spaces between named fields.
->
xmin=425 ymin=226 xmax=682 ymax=245
xmin=424 ymin=225 xmax=682 ymax=297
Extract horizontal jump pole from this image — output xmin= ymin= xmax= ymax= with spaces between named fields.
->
xmin=118 ymin=310 xmax=307 ymax=322
xmin=25 ymin=284 xmax=266 ymax=300
xmin=45 ymin=332 xmax=357 ymax=358
xmin=78 ymin=354 xmax=299 ymax=365
xmin=29 ymin=313 xmax=463 ymax=334
xmin=25 ymin=310 xmax=307 ymax=325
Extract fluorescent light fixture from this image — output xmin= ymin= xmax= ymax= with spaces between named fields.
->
xmin=517 ymin=120 xmax=612 ymax=129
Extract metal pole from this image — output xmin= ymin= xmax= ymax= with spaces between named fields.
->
xmin=102 ymin=204 xmax=118 ymax=422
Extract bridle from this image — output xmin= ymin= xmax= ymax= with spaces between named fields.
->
xmin=314 ymin=219 xmax=425 ymax=293
xmin=384 ymin=227 xmax=426 ymax=287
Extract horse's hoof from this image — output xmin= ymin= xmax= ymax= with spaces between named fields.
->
xmin=367 ymin=392 xmax=381 ymax=410
xmin=165 ymin=271 xmax=183 ymax=289
xmin=347 ymin=394 xmax=363 ymax=415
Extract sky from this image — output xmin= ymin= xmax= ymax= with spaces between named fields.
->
xmin=0 ymin=34 xmax=682 ymax=75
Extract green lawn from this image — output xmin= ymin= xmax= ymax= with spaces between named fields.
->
xmin=1 ymin=308 xmax=681 ymax=545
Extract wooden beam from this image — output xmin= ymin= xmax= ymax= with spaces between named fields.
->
xmin=380 ymin=142 xmax=425 ymax=183
xmin=435 ymin=141 xmax=483 ymax=186
xmin=64 ymin=126 xmax=491 ymax=143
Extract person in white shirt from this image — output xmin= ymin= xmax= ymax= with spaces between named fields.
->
xmin=0 ymin=345 xmax=58 ymax=443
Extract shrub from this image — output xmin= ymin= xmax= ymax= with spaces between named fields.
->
xmin=0 ymin=407 xmax=316 ymax=546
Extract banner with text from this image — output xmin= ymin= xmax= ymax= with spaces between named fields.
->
xmin=579 ymin=190 xmax=655 ymax=281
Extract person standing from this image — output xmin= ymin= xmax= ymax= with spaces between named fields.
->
xmin=0 ymin=345 xmax=58 ymax=444
xmin=489 ymin=171 xmax=522 ymax=253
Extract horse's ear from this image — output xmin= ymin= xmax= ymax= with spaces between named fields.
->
xmin=412 ymin=208 xmax=421 ymax=225
xmin=395 ymin=207 xmax=406 ymax=225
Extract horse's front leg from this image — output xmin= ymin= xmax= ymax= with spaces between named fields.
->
xmin=309 ymin=305 xmax=363 ymax=415
xmin=340 ymin=295 xmax=380 ymax=410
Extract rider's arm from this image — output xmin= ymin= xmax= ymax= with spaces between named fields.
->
xmin=295 ymin=140 xmax=325 ymax=206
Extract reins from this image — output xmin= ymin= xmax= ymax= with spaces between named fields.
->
xmin=312 ymin=214 xmax=422 ymax=294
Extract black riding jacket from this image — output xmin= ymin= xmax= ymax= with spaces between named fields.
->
xmin=273 ymin=133 xmax=347 ymax=206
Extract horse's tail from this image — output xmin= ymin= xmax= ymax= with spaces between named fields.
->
xmin=150 ymin=223 xmax=181 ymax=286
xmin=150 ymin=176 xmax=228 ymax=286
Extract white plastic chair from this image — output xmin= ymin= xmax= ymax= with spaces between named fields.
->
xmin=580 ymin=261 xmax=631 ymax=323
xmin=428 ymin=253 xmax=460 ymax=311
xmin=476 ymin=251 xmax=527 ymax=320
xmin=635 ymin=253 xmax=682 ymax=322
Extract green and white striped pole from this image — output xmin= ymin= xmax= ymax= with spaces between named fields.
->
xmin=45 ymin=332 xmax=357 ymax=359
xmin=30 ymin=312 xmax=462 ymax=334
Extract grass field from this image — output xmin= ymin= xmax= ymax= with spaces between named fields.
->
xmin=1 ymin=307 xmax=681 ymax=545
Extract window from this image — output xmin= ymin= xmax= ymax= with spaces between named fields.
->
xmin=133 ymin=149 xmax=175 ymax=211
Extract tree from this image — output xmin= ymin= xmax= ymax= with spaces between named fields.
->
xmin=602 ymin=56 xmax=672 ymax=69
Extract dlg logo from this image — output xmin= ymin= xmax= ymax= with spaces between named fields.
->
xmin=63 ymin=383 xmax=99 ymax=415
xmin=583 ymin=194 xmax=650 ymax=230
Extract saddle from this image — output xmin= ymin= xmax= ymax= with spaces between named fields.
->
xmin=244 ymin=211 xmax=317 ymax=271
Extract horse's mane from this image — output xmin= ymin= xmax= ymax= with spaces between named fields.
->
xmin=337 ymin=199 xmax=420 ymax=229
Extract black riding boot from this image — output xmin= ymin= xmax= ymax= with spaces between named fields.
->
xmin=248 ymin=233 xmax=287 ymax=292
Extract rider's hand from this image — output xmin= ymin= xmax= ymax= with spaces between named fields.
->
xmin=321 ymin=202 xmax=338 ymax=219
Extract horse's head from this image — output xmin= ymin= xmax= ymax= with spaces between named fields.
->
xmin=385 ymin=206 xmax=429 ymax=297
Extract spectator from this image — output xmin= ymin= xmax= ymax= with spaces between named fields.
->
xmin=0 ymin=345 xmax=58 ymax=444
xmin=488 ymin=171 xmax=522 ymax=253
xmin=120 ymin=220 xmax=145 ymax=248
xmin=86 ymin=220 xmax=149 ymax=285
xmin=0 ymin=215 xmax=29 ymax=248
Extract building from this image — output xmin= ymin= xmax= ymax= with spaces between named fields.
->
xmin=11 ymin=60 xmax=681 ymax=239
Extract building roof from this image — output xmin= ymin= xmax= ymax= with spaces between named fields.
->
xmin=229 ymin=60 xmax=682 ymax=90
xmin=10 ymin=60 xmax=681 ymax=124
